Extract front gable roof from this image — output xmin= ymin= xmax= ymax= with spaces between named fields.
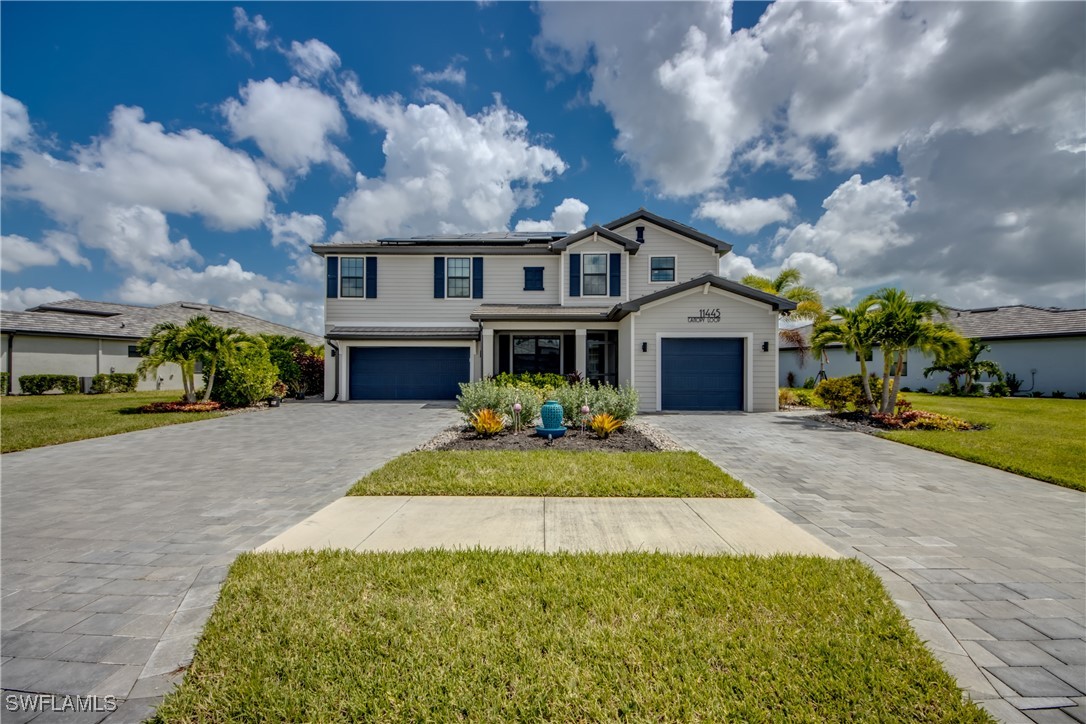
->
xmin=613 ymin=273 xmax=797 ymax=316
xmin=548 ymin=225 xmax=641 ymax=253
xmin=604 ymin=209 xmax=732 ymax=254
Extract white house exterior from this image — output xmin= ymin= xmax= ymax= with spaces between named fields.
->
xmin=0 ymin=300 xmax=322 ymax=394
xmin=779 ymin=305 xmax=1086 ymax=396
xmin=312 ymin=209 xmax=795 ymax=412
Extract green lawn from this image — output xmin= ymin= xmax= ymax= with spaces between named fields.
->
xmin=884 ymin=394 xmax=1086 ymax=491
xmin=347 ymin=450 xmax=752 ymax=498
xmin=0 ymin=391 xmax=228 ymax=453
xmin=151 ymin=550 xmax=991 ymax=723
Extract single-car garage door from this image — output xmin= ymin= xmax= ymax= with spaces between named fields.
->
xmin=349 ymin=346 xmax=469 ymax=400
xmin=661 ymin=338 xmax=744 ymax=411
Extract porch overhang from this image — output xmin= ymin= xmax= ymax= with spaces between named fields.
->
xmin=326 ymin=326 xmax=481 ymax=340
xmin=470 ymin=305 xmax=613 ymax=322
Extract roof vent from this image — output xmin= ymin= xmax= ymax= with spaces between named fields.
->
xmin=970 ymin=307 xmax=999 ymax=313
xmin=180 ymin=303 xmax=206 ymax=310
xmin=210 ymin=306 xmax=230 ymax=313
xmin=635 ymin=226 xmax=645 ymax=243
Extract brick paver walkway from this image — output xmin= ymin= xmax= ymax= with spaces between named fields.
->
xmin=1 ymin=401 xmax=459 ymax=723
xmin=649 ymin=411 xmax=1085 ymax=724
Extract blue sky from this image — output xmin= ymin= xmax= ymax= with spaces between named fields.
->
xmin=2 ymin=1 xmax=1083 ymax=332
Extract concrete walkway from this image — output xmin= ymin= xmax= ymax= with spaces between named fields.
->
xmin=648 ymin=412 xmax=1085 ymax=724
xmin=257 ymin=496 xmax=840 ymax=556
xmin=0 ymin=401 xmax=459 ymax=723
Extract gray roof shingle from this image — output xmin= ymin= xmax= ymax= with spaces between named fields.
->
xmin=1 ymin=299 xmax=322 ymax=346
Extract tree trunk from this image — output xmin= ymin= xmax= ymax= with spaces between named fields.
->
xmin=880 ymin=351 xmax=893 ymax=413
xmin=184 ymin=361 xmax=196 ymax=403
xmin=888 ymin=354 xmax=905 ymax=412
xmin=180 ymin=366 xmax=192 ymax=403
xmin=858 ymin=357 xmax=876 ymax=414
xmin=201 ymin=359 xmax=217 ymax=403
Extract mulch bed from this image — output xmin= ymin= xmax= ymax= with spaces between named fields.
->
xmin=437 ymin=425 xmax=660 ymax=452
xmin=136 ymin=401 xmax=223 ymax=414
xmin=814 ymin=411 xmax=984 ymax=434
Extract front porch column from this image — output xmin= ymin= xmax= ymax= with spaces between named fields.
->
xmin=337 ymin=343 xmax=349 ymax=402
xmin=481 ymin=329 xmax=494 ymax=379
xmin=575 ymin=329 xmax=587 ymax=378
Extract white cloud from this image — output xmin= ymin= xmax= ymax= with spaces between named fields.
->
xmin=79 ymin=205 xmax=201 ymax=274
xmin=287 ymin=39 xmax=341 ymax=81
xmin=222 ymin=78 xmax=349 ymax=176
xmin=3 ymin=104 xmax=270 ymax=231
xmin=1 ymin=94 xmax=31 ymax=152
xmin=696 ymin=194 xmax=796 ymax=234
xmin=334 ymin=80 xmax=566 ymax=238
xmin=0 ymin=286 xmax=81 ymax=311
xmin=267 ymin=211 xmax=326 ymax=251
xmin=413 ymin=61 xmax=467 ymax=86
xmin=233 ymin=7 xmax=273 ymax=50
xmin=514 ymin=198 xmax=588 ymax=233
xmin=1 ymin=231 xmax=90 ymax=273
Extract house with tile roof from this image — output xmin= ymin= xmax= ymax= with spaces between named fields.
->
xmin=778 ymin=305 xmax=1086 ymax=395
xmin=311 ymin=209 xmax=796 ymax=411
xmin=0 ymin=300 xmax=322 ymax=395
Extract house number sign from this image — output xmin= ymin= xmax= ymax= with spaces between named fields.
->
xmin=687 ymin=308 xmax=721 ymax=323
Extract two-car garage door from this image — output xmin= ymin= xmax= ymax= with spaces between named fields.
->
xmin=660 ymin=338 xmax=744 ymax=411
xmin=349 ymin=347 xmax=469 ymax=400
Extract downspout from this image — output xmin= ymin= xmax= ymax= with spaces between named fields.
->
xmin=329 ymin=341 xmax=340 ymax=401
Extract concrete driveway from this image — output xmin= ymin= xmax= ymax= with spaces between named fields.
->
xmin=648 ymin=412 xmax=1085 ymax=724
xmin=0 ymin=401 xmax=459 ymax=723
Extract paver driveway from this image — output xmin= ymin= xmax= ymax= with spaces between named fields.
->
xmin=649 ymin=412 xmax=1085 ymax=724
xmin=1 ymin=401 xmax=459 ymax=723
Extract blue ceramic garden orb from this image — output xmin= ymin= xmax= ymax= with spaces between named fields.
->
xmin=540 ymin=399 xmax=563 ymax=429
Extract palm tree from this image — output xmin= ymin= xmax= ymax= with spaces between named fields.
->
xmin=136 ymin=322 xmax=199 ymax=402
xmin=742 ymin=268 xmax=825 ymax=321
xmin=811 ymin=302 xmax=879 ymax=413
xmin=923 ymin=339 xmax=1003 ymax=394
xmin=185 ymin=316 xmax=248 ymax=402
xmin=866 ymin=288 xmax=966 ymax=413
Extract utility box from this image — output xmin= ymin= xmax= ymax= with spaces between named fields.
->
xmin=79 ymin=376 xmax=95 ymax=394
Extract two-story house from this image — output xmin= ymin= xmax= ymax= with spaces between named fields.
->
xmin=311 ymin=209 xmax=795 ymax=412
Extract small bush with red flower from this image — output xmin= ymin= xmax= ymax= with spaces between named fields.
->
xmin=870 ymin=408 xmax=974 ymax=431
xmin=138 ymin=400 xmax=223 ymax=414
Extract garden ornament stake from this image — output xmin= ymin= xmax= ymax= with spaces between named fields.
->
xmin=512 ymin=398 xmax=522 ymax=434
xmin=580 ymin=400 xmax=590 ymax=434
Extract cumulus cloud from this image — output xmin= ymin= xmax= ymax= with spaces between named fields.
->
xmin=1 ymin=94 xmax=31 ymax=152
xmin=287 ymin=39 xmax=341 ymax=81
xmin=334 ymin=80 xmax=567 ymax=238
xmin=514 ymin=198 xmax=589 ymax=233
xmin=0 ymin=286 xmax=81 ymax=311
xmin=1 ymin=231 xmax=90 ymax=273
xmin=233 ymin=7 xmax=273 ymax=50
xmin=696 ymin=194 xmax=796 ymax=235
xmin=222 ymin=78 xmax=349 ymax=176
xmin=413 ymin=61 xmax=467 ymax=86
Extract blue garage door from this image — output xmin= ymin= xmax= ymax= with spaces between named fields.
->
xmin=661 ymin=338 xmax=744 ymax=411
xmin=349 ymin=347 xmax=469 ymax=400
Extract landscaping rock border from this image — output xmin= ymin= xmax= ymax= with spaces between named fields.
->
xmin=413 ymin=421 xmax=684 ymax=453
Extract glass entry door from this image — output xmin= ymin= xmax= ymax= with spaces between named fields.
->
xmin=586 ymin=331 xmax=618 ymax=386
xmin=512 ymin=335 xmax=562 ymax=375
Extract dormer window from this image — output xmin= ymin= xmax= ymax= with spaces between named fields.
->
xmin=583 ymin=253 xmax=608 ymax=296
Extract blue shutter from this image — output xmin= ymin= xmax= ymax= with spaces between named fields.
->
xmin=569 ymin=254 xmax=581 ymax=297
xmin=434 ymin=257 xmax=445 ymax=298
xmin=365 ymin=257 xmax=377 ymax=298
xmin=472 ymin=257 xmax=484 ymax=299
xmin=326 ymin=257 xmax=338 ymax=299
xmin=609 ymin=253 xmax=621 ymax=297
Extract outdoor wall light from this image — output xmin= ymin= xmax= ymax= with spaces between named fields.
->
xmin=761 ymin=341 xmax=769 ymax=352
xmin=642 ymin=342 xmax=648 ymax=352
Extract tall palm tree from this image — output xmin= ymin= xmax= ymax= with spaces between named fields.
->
xmin=136 ymin=322 xmax=199 ymax=402
xmin=810 ymin=302 xmax=879 ymax=413
xmin=923 ymin=338 xmax=1003 ymax=394
xmin=742 ymin=268 xmax=825 ymax=321
xmin=185 ymin=316 xmax=248 ymax=402
xmin=866 ymin=288 xmax=966 ymax=413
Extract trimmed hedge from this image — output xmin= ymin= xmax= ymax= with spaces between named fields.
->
xmin=19 ymin=374 xmax=79 ymax=395
xmin=90 ymin=373 xmax=139 ymax=394
xmin=0 ymin=371 xmax=8 ymax=394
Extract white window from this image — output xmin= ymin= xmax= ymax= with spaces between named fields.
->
xmin=447 ymin=258 xmax=470 ymax=298
xmin=583 ymin=253 xmax=607 ymax=296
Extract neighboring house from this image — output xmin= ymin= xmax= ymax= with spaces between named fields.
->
xmin=311 ymin=209 xmax=796 ymax=412
xmin=0 ymin=299 xmax=322 ymax=394
xmin=779 ymin=305 xmax=1086 ymax=395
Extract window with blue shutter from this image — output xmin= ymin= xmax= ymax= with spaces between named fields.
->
xmin=434 ymin=257 xmax=445 ymax=298
xmin=609 ymin=253 xmax=621 ymax=297
xmin=472 ymin=257 xmax=484 ymax=299
xmin=326 ymin=257 xmax=338 ymax=299
xmin=568 ymin=254 xmax=581 ymax=297
xmin=524 ymin=266 xmax=544 ymax=291
xmin=583 ymin=253 xmax=607 ymax=296
xmin=447 ymin=258 xmax=470 ymax=298
xmin=365 ymin=257 xmax=377 ymax=298
xmin=341 ymin=258 xmax=365 ymax=297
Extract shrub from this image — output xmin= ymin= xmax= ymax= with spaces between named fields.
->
xmin=470 ymin=409 xmax=505 ymax=437
xmin=899 ymin=386 xmax=912 ymax=393
xmin=294 ymin=350 xmax=324 ymax=395
xmin=552 ymin=381 xmax=593 ymax=425
xmin=778 ymin=388 xmax=797 ymax=407
xmin=871 ymin=409 xmax=974 ymax=431
xmin=802 ymin=376 xmax=816 ymax=389
xmin=590 ymin=413 xmax=624 ymax=439
xmin=917 ymin=387 xmax=929 ymax=394
xmin=987 ymin=380 xmax=1010 ymax=397
xmin=19 ymin=374 xmax=79 ymax=395
xmin=934 ymin=383 xmax=955 ymax=396
xmin=815 ymin=377 xmax=861 ymax=412
xmin=271 ymin=381 xmax=288 ymax=398
xmin=90 ymin=373 xmax=138 ymax=394
xmin=793 ymin=390 xmax=817 ymax=407
xmin=1032 ymin=391 xmax=1045 ymax=398
xmin=843 ymin=374 xmax=891 ymax=408
xmin=1051 ymin=390 xmax=1066 ymax=399
xmin=1078 ymin=392 xmax=1086 ymax=400
xmin=208 ymin=339 xmax=277 ymax=408
xmin=786 ymin=371 xmax=796 ymax=388
xmin=457 ymin=380 xmax=542 ymax=426
xmin=1005 ymin=373 xmax=1023 ymax=394
xmin=492 ymin=371 xmax=567 ymax=392
xmin=0 ymin=371 xmax=8 ymax=394
xmin=591 ymin=383 xmax=639 ymax=422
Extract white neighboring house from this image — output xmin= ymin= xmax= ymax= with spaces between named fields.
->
xmin=779 ymin=305 xmax=1086 ymax=396
xmin=311 ymin=209 xmax=797 ymax=412
xmin=0 ymin=299 xmax=322 ymax=394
